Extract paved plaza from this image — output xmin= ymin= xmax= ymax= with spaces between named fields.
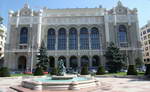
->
xmin=0 ymin=77 xmax=150 ymax=92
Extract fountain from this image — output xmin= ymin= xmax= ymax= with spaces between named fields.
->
xmin=51 ymin=59 xmax=75 ymax=80
xmin=21 ymin=59 xmax=100 ymax=91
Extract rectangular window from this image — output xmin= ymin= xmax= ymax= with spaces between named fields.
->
xmin=143 ymin=31 xmax=146 ymax=35
xmin=146 ymin=52 xmax=149 ymax=56
xmin=147 ymin=29 xmax=150 ymax=33
xmin=149 ymin=40 xmax=150 ymax=44
xmin=144 ymin=36 xmax=147 ymax=40
xmin=145 ymin=47 xmax=148 ymax=51
xmin=145 ymin=41 xmax=148 ymax=45
xmin=148 ymin=34 xmax=150 ymax=38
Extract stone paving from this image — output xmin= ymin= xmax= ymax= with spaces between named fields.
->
xmin=0 ymin=77 xmax=150 ymax=92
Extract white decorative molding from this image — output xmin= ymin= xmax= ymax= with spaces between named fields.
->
xmin=108 ymin=15 xmax=137 ymax=23
xmin=43 ymin=16 xmax=104 ymax=25
xmin=10 ymin=17 xmax=40 ymax=25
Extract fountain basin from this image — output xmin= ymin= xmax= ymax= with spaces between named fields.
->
xmin=51 ymin=75 xmax=76 ymax=80
xmin=22 ymin=76 xmax=100 ymax=91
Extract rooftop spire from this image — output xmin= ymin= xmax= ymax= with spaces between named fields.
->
xmin=117 ymin=0 xmax=123 ymax=6
xmin=24 ymin=0 xmax=29 ymax=8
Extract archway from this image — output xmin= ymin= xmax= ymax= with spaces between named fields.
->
xmin=58 ymin=56 xmax=66 ymax=67
xmin=70 ymin=56 xmax=78 ymax=69
xmin=18 ymin=56 xmax=27 ymax=71
xmin=49 ymin=56 xmax=55 ymax=68
xmin=92 ymin=55 xmax=100 ymax=67
xmin=81 ymin=56 xmax=89 ymax=67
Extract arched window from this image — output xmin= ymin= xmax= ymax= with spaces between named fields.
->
xmin=80 ymin=27 xmax=89 ymax=50
xmin=91 ymin=27 xmax=100 ymax=49
xmin=47 ymin=28 xmax=55 ymax=50
xmin=58 ymin=28 xmax=67 ymax=50
xmin=118 ymin=25 xmax=127 ymax=47
xmin=69 ymin=28 xmax=78 ymax=50
xmin=20 ymin=27 xmax=28 ymax=44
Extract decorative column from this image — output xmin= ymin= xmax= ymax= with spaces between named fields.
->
xmin=30 ymin=9 xmax=34 ymax=27
xmin=104 ymin=10 xmax=110 ymax=45
xmin=66 ymin=57 xmax=70 ymax=68
xmin=77 ymin=28 xmax=81 ymax=69
xmin=7 ymin=10 xmax=14 ymax=45
xmin=88 ymin=29 xmax=92 ymax=65
xmin=89 ymin=56 xmax=92 ymax=67
xmin=88 ymin=29 xmax=91 ymax=50
xmin=55 ymin=29 xmax=58 ymax=51
xmin=78 ymin=56 xmax=81 ymax=68
xmin=100 ymin=56 xmax=105 ymax=66
xmin=16 ymin=10 xmax=20 ymax=28
xmin=128 ymin=51 xmax=135 ymax=65
xmin=77 ymin=28 xmax=80 ymax=51
xmin=66 ymin=28 xmax=69 ymax=69
xmin=37 ymin=10 xmax=43 ymax=48
xmin=67 ymin=28 xmax=69 ymax=55
xmin=55 ymin=57 xmax=58 ymax=68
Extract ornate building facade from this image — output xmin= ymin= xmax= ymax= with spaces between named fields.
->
xmin=0 ymin=17 xmax=6 ymax=67
xmin=4 ymin=1 xmax=142 ymax=71
xmin=140 ymin=22 xmax=150 ymax=64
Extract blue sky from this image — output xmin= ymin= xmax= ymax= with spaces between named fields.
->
xmin=0 ymin=0 xmax=150 ymax=28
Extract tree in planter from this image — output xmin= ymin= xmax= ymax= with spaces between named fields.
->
xmin=50 ymin=67 xmax=58 ymax=75
xmin=96 ymin=66 xmax=105 ymax=75
xmin=33 ymin=67 xmax=44 ymax=76
xmin=36 ymin=40 xmax=49 ymax=71
xmin=0 ymin=67 xmax=10 ymax=77
xmin=127 ymin=65 xmax=138 ymax=75
xmin=80 ymin=66 xmax=89 ymax=75
xmin=135 ymin=57 xmax=143 ymax=69
xmin=104 ymin=42 xmax=125 ymax=73
xmin=145 ymin=64 xmax=150 ymax=75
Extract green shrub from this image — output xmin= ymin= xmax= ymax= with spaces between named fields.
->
xmin=0 ymin=67 xmax=10 ymax=77
xmin=145 ymin=64 xmax=150 ymax=75
xmin=81 ymin=66 xmax=89 ymax=75
xmin=33 ymin=67 xmax=44 ymax=76
xmin=127 ymin=65 xmax=138 ymax=75
xmin=96 ymin=66 xmax=105 ymax=75
xmin=50 ymin=67 xmax=58 ymax=75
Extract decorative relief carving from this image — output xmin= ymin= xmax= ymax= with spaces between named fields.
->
xmin=43 ymin=17 xmax=104 ymax=25
xmin=20 ymin=4 xmax=32 ymax=16
xmin=20 ymin=17 xmax=31 ymax=23
xmin=108 ymin=15 xmax=137 ymax=23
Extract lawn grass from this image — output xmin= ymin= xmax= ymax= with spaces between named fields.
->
xmin=11 ymin=74 xmax=33 ymax=77
xmin=10 ymin=72 xmax=145 ymax=77
xmin=104 ymin=72 xmax=145 ymax=76
xmin=105 ymin=72 xmax=126 ymax=76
